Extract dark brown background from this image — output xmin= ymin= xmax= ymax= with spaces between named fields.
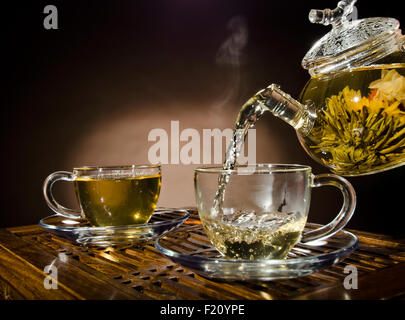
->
xmin=2 ymin=0 xmax=404 ymax=236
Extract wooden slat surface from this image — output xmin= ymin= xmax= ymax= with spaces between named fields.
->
xmin=1 ymin=209 xmax=404 ymax=300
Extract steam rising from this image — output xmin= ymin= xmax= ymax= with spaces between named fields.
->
xmin=211 ymin=15 xmax=249 ymax=114
xmin=216 ymin=15 xmax=248 ymax=67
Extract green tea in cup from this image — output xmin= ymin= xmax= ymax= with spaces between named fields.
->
xmin=44 ymin=165 xmax=161 ymax=227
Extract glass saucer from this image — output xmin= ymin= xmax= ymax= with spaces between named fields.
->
xmin=155 ymin=223 xmax=359 ymax=281
xmin=39 ymin=208 xmax=190 ymax=247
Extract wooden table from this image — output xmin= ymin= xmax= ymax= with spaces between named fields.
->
xmin=0 ymin=209 xmax=404 ymax=300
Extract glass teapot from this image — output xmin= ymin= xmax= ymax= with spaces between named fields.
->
xmin=241 ymin=0 xmax=405 ymax=176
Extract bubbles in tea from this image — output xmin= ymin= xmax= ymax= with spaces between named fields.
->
xmin=200 ymin=210 xmax=306 ymax=260
xmin=74 ymin=174 xmax=161 ymax=227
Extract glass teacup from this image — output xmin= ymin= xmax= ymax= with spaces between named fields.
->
xmin=194 ymin=164 xmax=356 ymax=260
xmin=43 ymin=165 xmax=161 ymax=227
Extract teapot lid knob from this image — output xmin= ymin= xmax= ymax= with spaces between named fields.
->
xmin=309 ymin=0 xmax=357 ymax=28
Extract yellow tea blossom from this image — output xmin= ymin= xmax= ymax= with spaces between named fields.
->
xmin=314 ymin=76 xmax=405 ymax=174
xmin=369 ymin=69 xmax=405 ymax=104
xmin=325 ymin=86 xmax=403 ymax=116
xmin=339 ymin=87 xmax=370 ymax=112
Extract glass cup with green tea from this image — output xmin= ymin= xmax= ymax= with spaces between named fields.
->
xmin=194 ymin=164 xmax=356 ymax=260
xmin=43 ymin=165 xmax=161 ymax=227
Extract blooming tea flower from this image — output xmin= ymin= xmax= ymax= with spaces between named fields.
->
xmin=369 ymin=69 xmax=405 ymax=104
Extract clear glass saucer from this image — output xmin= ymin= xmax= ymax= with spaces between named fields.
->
xmin=155 ymin=223 xmax=359 ymax=281
xmin=39 ymin=208 xmax=190 ymax=247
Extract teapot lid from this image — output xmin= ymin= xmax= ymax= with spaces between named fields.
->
xmin=302 ymin=0 xmax=401 ymax=76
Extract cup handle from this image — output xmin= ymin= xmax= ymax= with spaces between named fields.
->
xmin=43 ymin=171 xmax=82 ymax=219
xmin=300 ymin=173 xmax=356 ymax=243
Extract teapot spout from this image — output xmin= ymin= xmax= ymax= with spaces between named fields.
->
xmin=238 ymin=84 xmax=315 ymax=136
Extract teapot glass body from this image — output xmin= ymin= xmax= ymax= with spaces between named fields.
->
xmin=297 ymin=52 xmax=405 ymax=175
